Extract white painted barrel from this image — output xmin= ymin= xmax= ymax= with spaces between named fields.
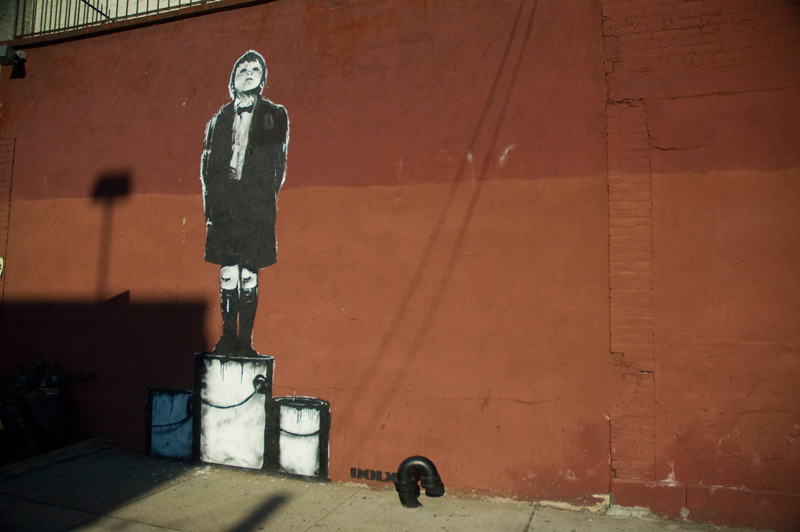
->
xmin=195 ymin=353 xmax=274 ymax=469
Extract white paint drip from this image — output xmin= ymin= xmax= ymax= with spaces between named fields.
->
xmin=559 ymin=469 xmax=578 ymax=481
xmin=498 ymin=144 xmax=516 ymax=167
xmin=397 ymin=155 xmax=404 ymax=181
xmin=465 ymin=151 xmax=476 ymax=180
xmin=664 ymin=460 xmax=678 ymax=484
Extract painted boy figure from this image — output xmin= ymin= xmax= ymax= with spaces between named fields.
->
xmin=201 ymin=50 xmax=289 ymax=357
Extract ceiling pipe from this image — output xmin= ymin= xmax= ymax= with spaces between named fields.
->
xmin=394 ymin=455 xmax=445 ymax=508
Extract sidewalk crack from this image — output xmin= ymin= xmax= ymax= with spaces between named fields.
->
xmin=522 ymin=507 xmax=536 ymax=532
xmin=303 ymin=490 xmax=360 ymax=532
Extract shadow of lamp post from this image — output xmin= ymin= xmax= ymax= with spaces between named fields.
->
xmin=92 ymin=173 xmax=131 ymax=301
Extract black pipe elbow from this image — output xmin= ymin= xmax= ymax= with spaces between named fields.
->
xmin=394 ymin=456 xmax=445 ymax=508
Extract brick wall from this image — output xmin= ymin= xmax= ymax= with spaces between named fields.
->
xmin=603 ymin=0 xmax=800 ymax=73
xmin=602 ymin=0 xmax=800 ymax=529
xmin=606 ymin=102 xmax=656 ymax=482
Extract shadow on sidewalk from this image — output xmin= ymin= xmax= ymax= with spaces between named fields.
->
xmin=0 ymin=440 xmax=292 ymax=532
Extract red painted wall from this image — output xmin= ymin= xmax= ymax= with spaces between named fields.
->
xmin=0 ymin=0 xmax=798 ymax=529
xmin=603 ymin=0 xmax=800 ymax=529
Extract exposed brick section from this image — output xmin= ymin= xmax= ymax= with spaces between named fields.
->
xmin=602 ymin=0 xmax=800 ymax=73
xmin=610 ymin=369 xmax=656 ymax=480
xmin=606 ymin=102 xmax=656 ymax=481
xmin=602 ymin=1 xmax=800 ymax=527
xmin=0 ymin=138 xmax=14 ymax=303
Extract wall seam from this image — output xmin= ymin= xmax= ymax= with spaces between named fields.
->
xmin=606 ymin=98 xmax=657 ymax=483
xmin=0 ymin=137 xmax=14 ymax=307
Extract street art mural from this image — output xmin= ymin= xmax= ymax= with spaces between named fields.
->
xmin=267 ymin=397 xmax=330 ymax=478
xmin=200 ymin=50 xmax=289 ymax=358
xmin=193 ymin=355 xmax=274 ymax=469
xmin=182 ymin=51 xmax=330 ymax=478
xmin=146 ymin=388 xmax=193 ymax=460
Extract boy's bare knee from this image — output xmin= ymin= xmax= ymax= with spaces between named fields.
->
xmin=241 ymin=267 xmax=258 ymax=289
xmin=220 ymin=265 xmax=240 ymax=290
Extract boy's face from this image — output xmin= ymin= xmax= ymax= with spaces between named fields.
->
xmin=233 ymin=60 xmax=264 ymax=95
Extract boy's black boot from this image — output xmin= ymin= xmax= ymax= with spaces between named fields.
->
xmin=237 ymin=287 xmax=259 ymax=357
xmin=212 ymin=288 xmax=239 ymax=356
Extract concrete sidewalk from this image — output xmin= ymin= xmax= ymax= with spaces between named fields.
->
xmin=0 ymin=440 xmax=769 ymax=532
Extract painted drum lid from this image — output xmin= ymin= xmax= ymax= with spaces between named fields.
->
xmin=273 ymin=397 xmax=329 ymax=409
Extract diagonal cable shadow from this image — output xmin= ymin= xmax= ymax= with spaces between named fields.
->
xmin=336 ymin=0 xmax=541 ymax=461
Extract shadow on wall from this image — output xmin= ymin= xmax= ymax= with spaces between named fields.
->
xmin=0 ymin=296 xmax=208 ymax=461
xmin=92 ymin=172 xmax=132 ymax=300
xmin=0 ymin=170 xmax=210 ymax=461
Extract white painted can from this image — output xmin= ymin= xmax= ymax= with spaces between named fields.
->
xmin=196 ymin=355 xmax=273 ymax=469
xmin=275 ymin=397 xmax=330 ymax=478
